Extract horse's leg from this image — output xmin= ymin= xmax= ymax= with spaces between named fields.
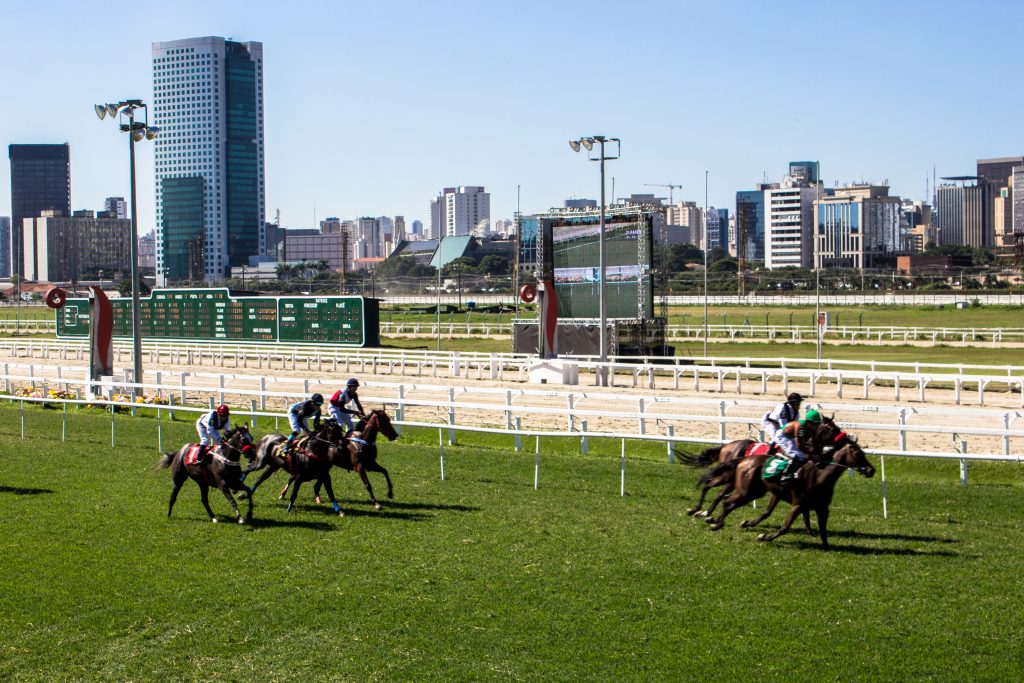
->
xmin=707 ymin=492 xmax=752 ymax=531
xmin=366 ymin=461 xmax=393 ymax=499
xmin=241 ymin=464 xmax=278 ymax=498
xmin=229 ymin=478 xmax=254 ymax=522
xmin=167 ymin=464 xmax=187 ymax=518
xmin=687 ymin=479 xmax=714 ymax=516
xmin=803 ymin=509 xmax=816 ymax=536
xmin=319 ymin=473 xmax=343 ymax=516
xmin=355 ymin=464 xmax=381 ymax=510
xmin=815 ymin=506 xmax=830 ymax=549
xmin=703 ymin=480 xmax=734 ymax=517
xmin=279 ymin=476 xmax=295 ymax=500
xmin=217 ymin=480 xmax=244 ymax=524
xmin=198 ymin=479 xmax=218 ymax=523
xmin=286 ymin=479 xmax=303 ymax=513
xmin=757 ymin=503 xmax=803 ymax=543
xmin=313 ymin=479 xmax=323 ymax=505
xmin=741 ymin=493 xmax=781 ymax=528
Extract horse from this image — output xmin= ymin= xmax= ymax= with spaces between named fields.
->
xmin=683 ymin=417 xmax=843 ymax=518
xmin=240 ymin=419 xmax=348 ymax=515
xmin=279 ymin=409 xmax=399 ymax=511
xmin=157 ymin=425 xmax=256 ymax=524
xmin=705 ymin=433 xmax=875 ymax=549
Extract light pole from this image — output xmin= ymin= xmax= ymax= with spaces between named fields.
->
xmin=704 ymin=170 xmax=709 ymax=357
xmin=570 ymin=135 xmax=619 ymax=386
xmin=815 ymin=161 xmax=822 ymax=362
xmin=94 ymin=100 xmax=159 ymax=395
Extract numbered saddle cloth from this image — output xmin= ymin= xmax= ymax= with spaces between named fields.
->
xmin=762 ymin=455 xmax=788 ymax=481
xmin=184 ymin=444 xmax=204 ymax=466
xmin=745 ymin=442 xmax=770 ymax=458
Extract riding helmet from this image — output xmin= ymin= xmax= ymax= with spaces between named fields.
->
xmin=803 ymin=408 xmax=822 ymax=423
xmin=787 ymin=392 xmax=803 ymax=403
xmin=347 ymin=377 xmax=360 ymax=388
xmin=217 ymin=404 xmax=230 ymax=417
xmin=311 ymin=393 xmax=324 ymax=405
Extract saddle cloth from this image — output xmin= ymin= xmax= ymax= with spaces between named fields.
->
xmin=762 ymin=455 xmax=788 ymax=481
xmin=745 ymin=442 xmax=771 ymax=458
xmin=184 ymin=444 xmax=204 ymax=466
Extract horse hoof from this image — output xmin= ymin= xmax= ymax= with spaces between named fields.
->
xmin=337 ymin=509 xmax=345 ymax=517
xmin=696 ymin=510 xmax=709 ymax=518
xmin=741 ymin=520 xmax=752 ymax=528
xmin=374 ymin=503 xmax=383 ymax=511
xmin=686 ymin=507 xmax=698 ymax=516
xmin=387 ymin=492 xmax=394 ymax=500
xmin=238 ymin=517 xmax=246 ymax=525
xmin=708 ymin=523 xmax=722 ymax=531
xmin=211 ymin=518 xmax=219 ymax=524
xmin=315 ymin=496 xmax=322 ymax=505
xmin=756 ymin=533 xmax=766 ymax=541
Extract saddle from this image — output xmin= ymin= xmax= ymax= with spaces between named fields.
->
xmin=184 ymin=444 xmax=210 ymax=467
xmin=745 ymin=442 xmax=772 ymax=458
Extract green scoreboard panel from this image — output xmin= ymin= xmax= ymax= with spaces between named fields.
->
xmin=56 ymin=288 xmax=380 ymax=347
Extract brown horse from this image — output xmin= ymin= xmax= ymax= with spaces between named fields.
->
xmin=683 ymin=417 xmax=843 ymax=517
xmin=706 ymin=434 xmax=875 ymax=549
xmin=157 ymin=426 xmax=256 ymax=524
xmin=282 ymin=409 xmax=400 ymax=511
xmin=240 ymin=419 xmax=348 ymax=515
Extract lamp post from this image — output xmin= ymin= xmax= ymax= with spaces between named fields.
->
xmin=94 ymin=100 xmax=159 ymax=396
xmin=570 ymin=135 xmax=619 ymax=386
xmin=704 ymin=170 xmax=709 ymax=357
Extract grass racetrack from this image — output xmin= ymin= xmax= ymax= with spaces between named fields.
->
xmin=1 ymin=404 xmax=1023 ymax=681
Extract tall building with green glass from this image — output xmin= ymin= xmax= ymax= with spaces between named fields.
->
xmin=152 ymin=36 xmax=265 ymax=284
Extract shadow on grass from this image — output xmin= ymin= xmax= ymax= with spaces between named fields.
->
xmin=779 ymin=539 xmax=964 ymax=557
xmin=346 ymin=500 xmax=480 ymax=514
xmin=0 ymin=485 xmax=55 ymax=496
xmin=247 ymin=517 xmax=338 ymax=531
xmin=825 ymin=529 xmax=959 ymax=544
xmin=262 ymin=502 xmax=433 ymax=521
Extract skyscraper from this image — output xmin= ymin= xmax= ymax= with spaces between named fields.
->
xmin=430 ymin=186 xmax=490 ymax=238
xmin=735 ymin=188 xmax=768 ymax=261
xmin=0 ymin=217 xmax=10 ymax=277
xmin=8 ymin=143 xmax=71 ymax=278
xmin=152 ymin=36 xmax=265 ymax=284
xmin=977 ymin=157 xmax=1024 ymax=247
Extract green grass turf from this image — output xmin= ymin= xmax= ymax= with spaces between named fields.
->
xmin=0 ymin=403 xmax=1022 ymax=680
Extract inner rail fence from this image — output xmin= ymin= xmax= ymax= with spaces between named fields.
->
xmin=2 ymin=340 xmax=1022 ymax=409
xmin=4 ymin=361 xmax=1022 ymax=462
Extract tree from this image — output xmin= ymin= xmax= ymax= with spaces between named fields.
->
xmin=478 ymin=255 xmax=510 ymax=276
xmin=442 ymin=257 xmax=478 ymax=277
xmin=664 ymin=243 xmax=704 ymax=273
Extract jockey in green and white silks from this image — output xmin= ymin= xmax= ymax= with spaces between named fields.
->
xmin=770 ymin=408 xmax=821 ymax=467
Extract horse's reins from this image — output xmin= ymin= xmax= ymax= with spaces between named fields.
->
xmin=815 ymin=431 xmax=868 ymax=473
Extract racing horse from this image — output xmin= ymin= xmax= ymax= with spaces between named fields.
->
xmin=682 ymin=416 xmax=843 ymax=518
xmin=240 ymin=419 xmax=348 ymax=515
xmin=705 ymin=432 xmax=875 ymax=549
xmin=157 ymin=425 xmax=256 ymax=524
xmin=280 ymin=409 xmax=400 ymax=511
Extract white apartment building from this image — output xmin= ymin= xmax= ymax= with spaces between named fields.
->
xmin=665 ymin=201 xmax=703 ymax=247
xmin=430 ymin=186 xmax=490 ymax=238
xmin=152 ymin=36 xmax=265 ymax=284
xmin=765 ymin=185 xmax=817 ymax=269
xmin=814 ymin=185 xmax=901 ymax=270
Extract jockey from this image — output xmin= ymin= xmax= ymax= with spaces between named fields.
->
xmin=196 ymin=404 xmax=231 ymax=458
xmin=771 ymin=408 xmax=822 ymax=481
xmin=284 ymin=393 xmax=324 ymax=454
xmin=760 ymin=392 xmax=803 ymax=441
xmin=328 ymin=377 xmax=365 ymax=435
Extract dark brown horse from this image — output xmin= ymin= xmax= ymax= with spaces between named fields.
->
xmin=157 ymin=426 xmax=256 ymax=524
xmin=705 ymin=434 xmax=875 ymax=549
xmin=281 ymin=409 xmax=400 ymax=511
xmin=240 ymin=420 xmax=347 ymax=515
xmin=683 ymin=417 xmax=843 ymax=517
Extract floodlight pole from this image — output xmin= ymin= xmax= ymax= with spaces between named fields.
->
xmin=126 ymin=111 xmax=143 ymax=394
xmin=704 ymin=170 xmax=709 ymax=357
xmin=815 ymin=160 xmax=822 ymax=362
xmin=598 ymin=139 xmax=608 ymax=385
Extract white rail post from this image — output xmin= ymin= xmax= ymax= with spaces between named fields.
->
xmin=954 ymin=377 xmax=962 ymax=405
xmin=667 ymin=425 xmax=675 ymax=464
xmin=718 ymin=401 xmax=727 ymax=442
xmin=303 ymin=379 xmax=309 ymax=398
xmin=581 ymin=420 xmax=588 ymax=456
xmin=157 ymin=406 xmax=163 ymax=453
xmin=438 ymin=429 xmax=445 ymax=481
xmin=534 ymin=436 xmax=540 ymax=490
xmin=637 ymin=398 xmax=645 ymax=435
xmin=620 ymin=439 xmax=626 ymax=497
xmin=259 ymin=377 xmax=267 ymax=411
xmin=110 ymin=403 xmax=115 ymax=448
xmin=448 ymin=387 xmax=456 ymax=446
xmin=567 ymin=395 xmax=575 ymax=433
xmin=4 ymin=363 xmax=9 ymax=394
xmin=880 ymin=455 xmax=888 ymax=520
xmin=504 ymin=390 xmax=512 ymax=431
xmin=836 ymin=373 xmax=843 ymax=399
xmin=250 ymin=399 xmax=258 ymax=431
xmin=397 ymin=385 xmax=405 ymax=426
xmin=959 ymin=440 xmax=968 ymax=486
xmin=180 ymin=374 xmax=187 ymax=406
xmin=218 ymin=374 xmax=225 ymax=407
xmin=20 ymin=398 xmax=25 ymax=439
xmin=894 ymin=374 xmax=901 ymax=402
xmin=898 ymin=408 xmax=907 ymax=452
xmin=62 ymin=400 xmax=67 ymax=442
xmin=514 ymin=416 xmax=522 ymax=452
xmin=1004 ymin=413 xmax=1011 ymax=456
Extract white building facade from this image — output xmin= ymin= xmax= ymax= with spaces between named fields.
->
xmin=430 ymin=186 xmax=490 ymax=238
xmin=765 ymin=185 xmax=817 ymax=269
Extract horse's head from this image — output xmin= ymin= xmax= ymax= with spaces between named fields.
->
xmin=831 ymin=436 xmax=874 ymax=478
xmin=369 ymin=408 xmax=399 ymax=441
xmin=223 ymin=425 xmax=255 ymax=460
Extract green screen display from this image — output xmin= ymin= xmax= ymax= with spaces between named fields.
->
xmin=56 ymin=289 xmax=379 ymax=346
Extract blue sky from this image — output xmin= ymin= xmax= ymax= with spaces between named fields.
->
xmin=2 ymin=0 xmax=1022 ymax=232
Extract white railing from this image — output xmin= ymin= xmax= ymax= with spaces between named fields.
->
xmin=4 ymin=361 xmax=1023 ymax=462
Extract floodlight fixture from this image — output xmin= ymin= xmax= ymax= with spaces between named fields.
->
xmin=581 ymin=138 xmax=593 ymax=152
xmin=569 ymin=140 xmax=581 ymax=153
xmin=94 ymin=104 xmax=107 ymax=120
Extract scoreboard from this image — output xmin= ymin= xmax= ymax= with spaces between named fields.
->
xmin=56 ymin=289 xmax=380 ymax=347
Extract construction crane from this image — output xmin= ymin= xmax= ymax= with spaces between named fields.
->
xmin=643 ymin=183 xmax=682 ymax=207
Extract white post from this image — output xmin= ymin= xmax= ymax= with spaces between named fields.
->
xmin=448 ymin=387 xmax=456 ymax=446
xmin=581 ymin=420 xmax=588 ymax=455
xmin=504 ymin=390 xmax=512 ymax=431
xmin=667 ymin=425 xmax=675 ymax=464
xmin=438 ymin=429 xmax=445 ymax=481
xmin=157 ymin=406 xmax=163 ymax=452
xmin=514 ymin=416 xmax=522 ymax=452
xmin=259 ymin=376 xmax=267 ymax=411
xmin=718 ymin=401 xmax=727 ymax=442
xmin=534 ymin=436 xmax=540 ymax=490
xmin=637 ymin=398 xmax=645 ymax=435
xmin=620 ymin=438 xmax=626 ymax=497
xmin=567 ymin=395 xmax=575 ymax=433
xmin=959 ymin=440 xmax=968 ymax=486
xmin=880 ymin=455 xmax=888 ymax=520
xmin=898 ymin=408 xmax=907 ymax=453
xmin=62 ymin=400 xmax=67 ymax=442
xmin=218 ymin=374 xmax=225 ymax=407
xmin=1003 ymin=413 xmax=1011 ymax=456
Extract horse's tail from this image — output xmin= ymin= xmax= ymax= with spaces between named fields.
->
xmin=678 ymin=445 xmax=722 ymax=468
xmin=155 ymin=451 xmax=176 ymax=471
xmin=697 ymin=459 xmax=738 ymax=487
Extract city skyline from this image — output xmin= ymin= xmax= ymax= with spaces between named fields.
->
xmin=2 ymin=1 xmax=1023 ymax=237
